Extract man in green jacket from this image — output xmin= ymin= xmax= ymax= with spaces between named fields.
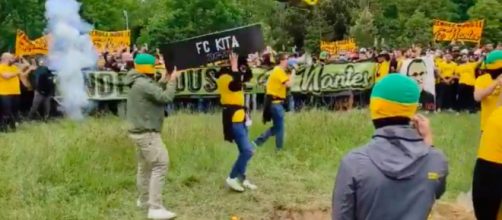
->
xmin=126 ymin=53 xmax=180 ymax=220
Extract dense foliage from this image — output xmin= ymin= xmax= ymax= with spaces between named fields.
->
xmin=0 ymin=0 xmax=500 ymax=53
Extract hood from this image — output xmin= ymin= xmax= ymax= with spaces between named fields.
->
xmin=367 ymin=125 xmax=431 ymax=180
xmin=125 ymin=70 xmax=148 ymax=87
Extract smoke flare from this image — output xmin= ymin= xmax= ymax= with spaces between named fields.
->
xmin=45 ymin=0 xmax=97 ymax=120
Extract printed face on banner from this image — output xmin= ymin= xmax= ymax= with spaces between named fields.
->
xmin=407 ymin=60 xmax=427 ymax=91
xmin=401 ymin=56 xmax=436 ymax=110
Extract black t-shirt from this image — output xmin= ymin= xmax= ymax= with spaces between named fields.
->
xmin=35 ymin=66 xmax=55 ymax=96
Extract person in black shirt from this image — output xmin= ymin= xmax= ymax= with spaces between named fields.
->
xmin=28 ymin=60 xmax=55 ymax=120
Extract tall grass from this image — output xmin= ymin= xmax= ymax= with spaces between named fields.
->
xmin=0 ymin=110 xmax=479 ymax=219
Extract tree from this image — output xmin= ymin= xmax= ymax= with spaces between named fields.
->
xmin=399 ymin=10 xmax=432 ymax=47
xmin=468 ymin=0 xmax=502 ymax=44
xmin=451 ymin=0 xmax=475 ymax=21
xmin=320 ymin=0 xmax=358 ymax=40
xmin=350 ymin=7 xmax=377 ymax=48
xmin=304 ymin=7 xmax=331 ymax=54
xmin=141 ymin=0 xmax=244 ymax=48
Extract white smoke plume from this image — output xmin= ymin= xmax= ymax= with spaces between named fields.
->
xmin=45 ymin=0 xmax=97 ymax=120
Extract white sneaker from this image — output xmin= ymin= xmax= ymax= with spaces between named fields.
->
xmin=226 ymin=177 xmax=245 ymax=192
xmin=242 ymin=180 xmax=257 ymax=190
xmin=147 ymin=208 xmax=177 ymax=219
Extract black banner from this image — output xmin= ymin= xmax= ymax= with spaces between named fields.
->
xmin=160 ymin=24 xmax=265 ymax=71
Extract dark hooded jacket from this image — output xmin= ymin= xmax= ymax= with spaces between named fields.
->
xmin=332 ymin=125 xmax=448 ymax=220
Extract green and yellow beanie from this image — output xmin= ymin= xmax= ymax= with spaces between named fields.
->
xmin=482 ymin=50 xmax=502 ymax=70
xmin=370 ymin=74 xmax=420 ymax=120
xmin=134 ymin=53 xmax=156 ymax=75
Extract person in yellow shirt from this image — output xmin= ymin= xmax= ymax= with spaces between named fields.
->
xmin=0 ymin=53 xmax=23 ymax=132
xmin=375 ymin=52 xmax=390 ymax=83
xmin=436 ymin=53 xmax=457 ymax=112
xmin=253 ymin=53 xmax=293 ymax=150
xmin=217 ymin=53 xmax=257 ymax=192
xmin=474 ymin=50 xmax=502 ymax=131
xmin=472 ymin=89 xmax=502 ymax=220
xmin=456 ymin=55 xmax=479 ymax=113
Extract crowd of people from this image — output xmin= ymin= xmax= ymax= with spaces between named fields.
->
xmin=123 ymin=46 xmax=502 ymax=220
xmin=0 ymin=53 xmax=56 ymax=132
xmin=2 ymin=40 xmax=502 ymax=219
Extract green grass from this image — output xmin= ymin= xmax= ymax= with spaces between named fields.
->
xmin=0 ymin=110 xmax=480 ymax=220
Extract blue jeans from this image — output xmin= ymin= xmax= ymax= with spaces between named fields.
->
xmin=229 ymin=123 xmax=254 ymax=179
xmin=255 ymin=103 xmax=285 ymax=150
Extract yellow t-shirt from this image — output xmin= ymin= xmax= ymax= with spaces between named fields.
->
xmin=478 ymin=107 xmax=502 ymax=164
xmin=439 ymin=61 xmax=457 ymax=79
xmin=0 ymin=64 xmax=21 ymax=95
xmin=266 ymin=66 xmax=289 ymax=99
xmin=375 ymin=61 xmax=390 ymax=82
xmin=475 ymin=74 xmax=501 ymax=131
xmin=397 ymin=58 xmax=404 ymax=71
xmin=434 ymin=57 xmax=444 ymax=67
xmin=456 ymin=62 xmax=477 ymax=86
xmin=217 ymin=73 xmax=245 ymax=122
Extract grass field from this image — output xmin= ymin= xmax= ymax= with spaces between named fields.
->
xmin=0 ymin=110 xmax=480 ymax=220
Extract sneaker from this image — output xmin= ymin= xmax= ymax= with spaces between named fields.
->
xmin=242 ymin=180 xmax=257 ymax=190
xmin=147 ymin=208 xmax=177 ymax=219
xmin=226 ymin=177 xmax=245 ymax=192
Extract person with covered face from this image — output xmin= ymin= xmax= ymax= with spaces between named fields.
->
xmin=473 ymin=90 xmax=502 ymax=220
xmin=216 ymin=53 xmax=257 ymax=192
xmin=332 ymin=74 xmax=448 ymax=220
xmin=474 ymin=50 xmax=502 ymax=132
xmin=125 ymin=53 xmax=180 ymax=220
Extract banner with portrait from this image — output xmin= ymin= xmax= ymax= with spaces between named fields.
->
xmin=400 ymin=56 xmax=436 ymax=111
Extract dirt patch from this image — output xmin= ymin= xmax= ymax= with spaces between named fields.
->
xmin=268 ymin=207 xmax=330 ymax=220
xmin=266 ymin=200 xmax=475 ymax=220
xmin=430 ymin=201 xmax=475 ymax=220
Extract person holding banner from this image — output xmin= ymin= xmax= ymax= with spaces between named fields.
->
xmin=474 ymin=50 xmax=502 ymax=132
xmin=125 ymin=53 xmax=180 ymax=220
xmin=217 ymin=53 xmax=257 ymax=192
xmin=254 ymin=53 xmax=294 ymax=150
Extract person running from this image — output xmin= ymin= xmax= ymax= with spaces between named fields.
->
xmin=217 ymin=53 xmax=257 ymax=192
xmin=253 ymin=53 xmax=293 ymax=150
xmin=474 ymin=50 xmax=502 ymax=132
xmin=332 ymin=74 xmax=448 ymax=220
xmin=125 ymin=53 xmax=180 ymax=220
